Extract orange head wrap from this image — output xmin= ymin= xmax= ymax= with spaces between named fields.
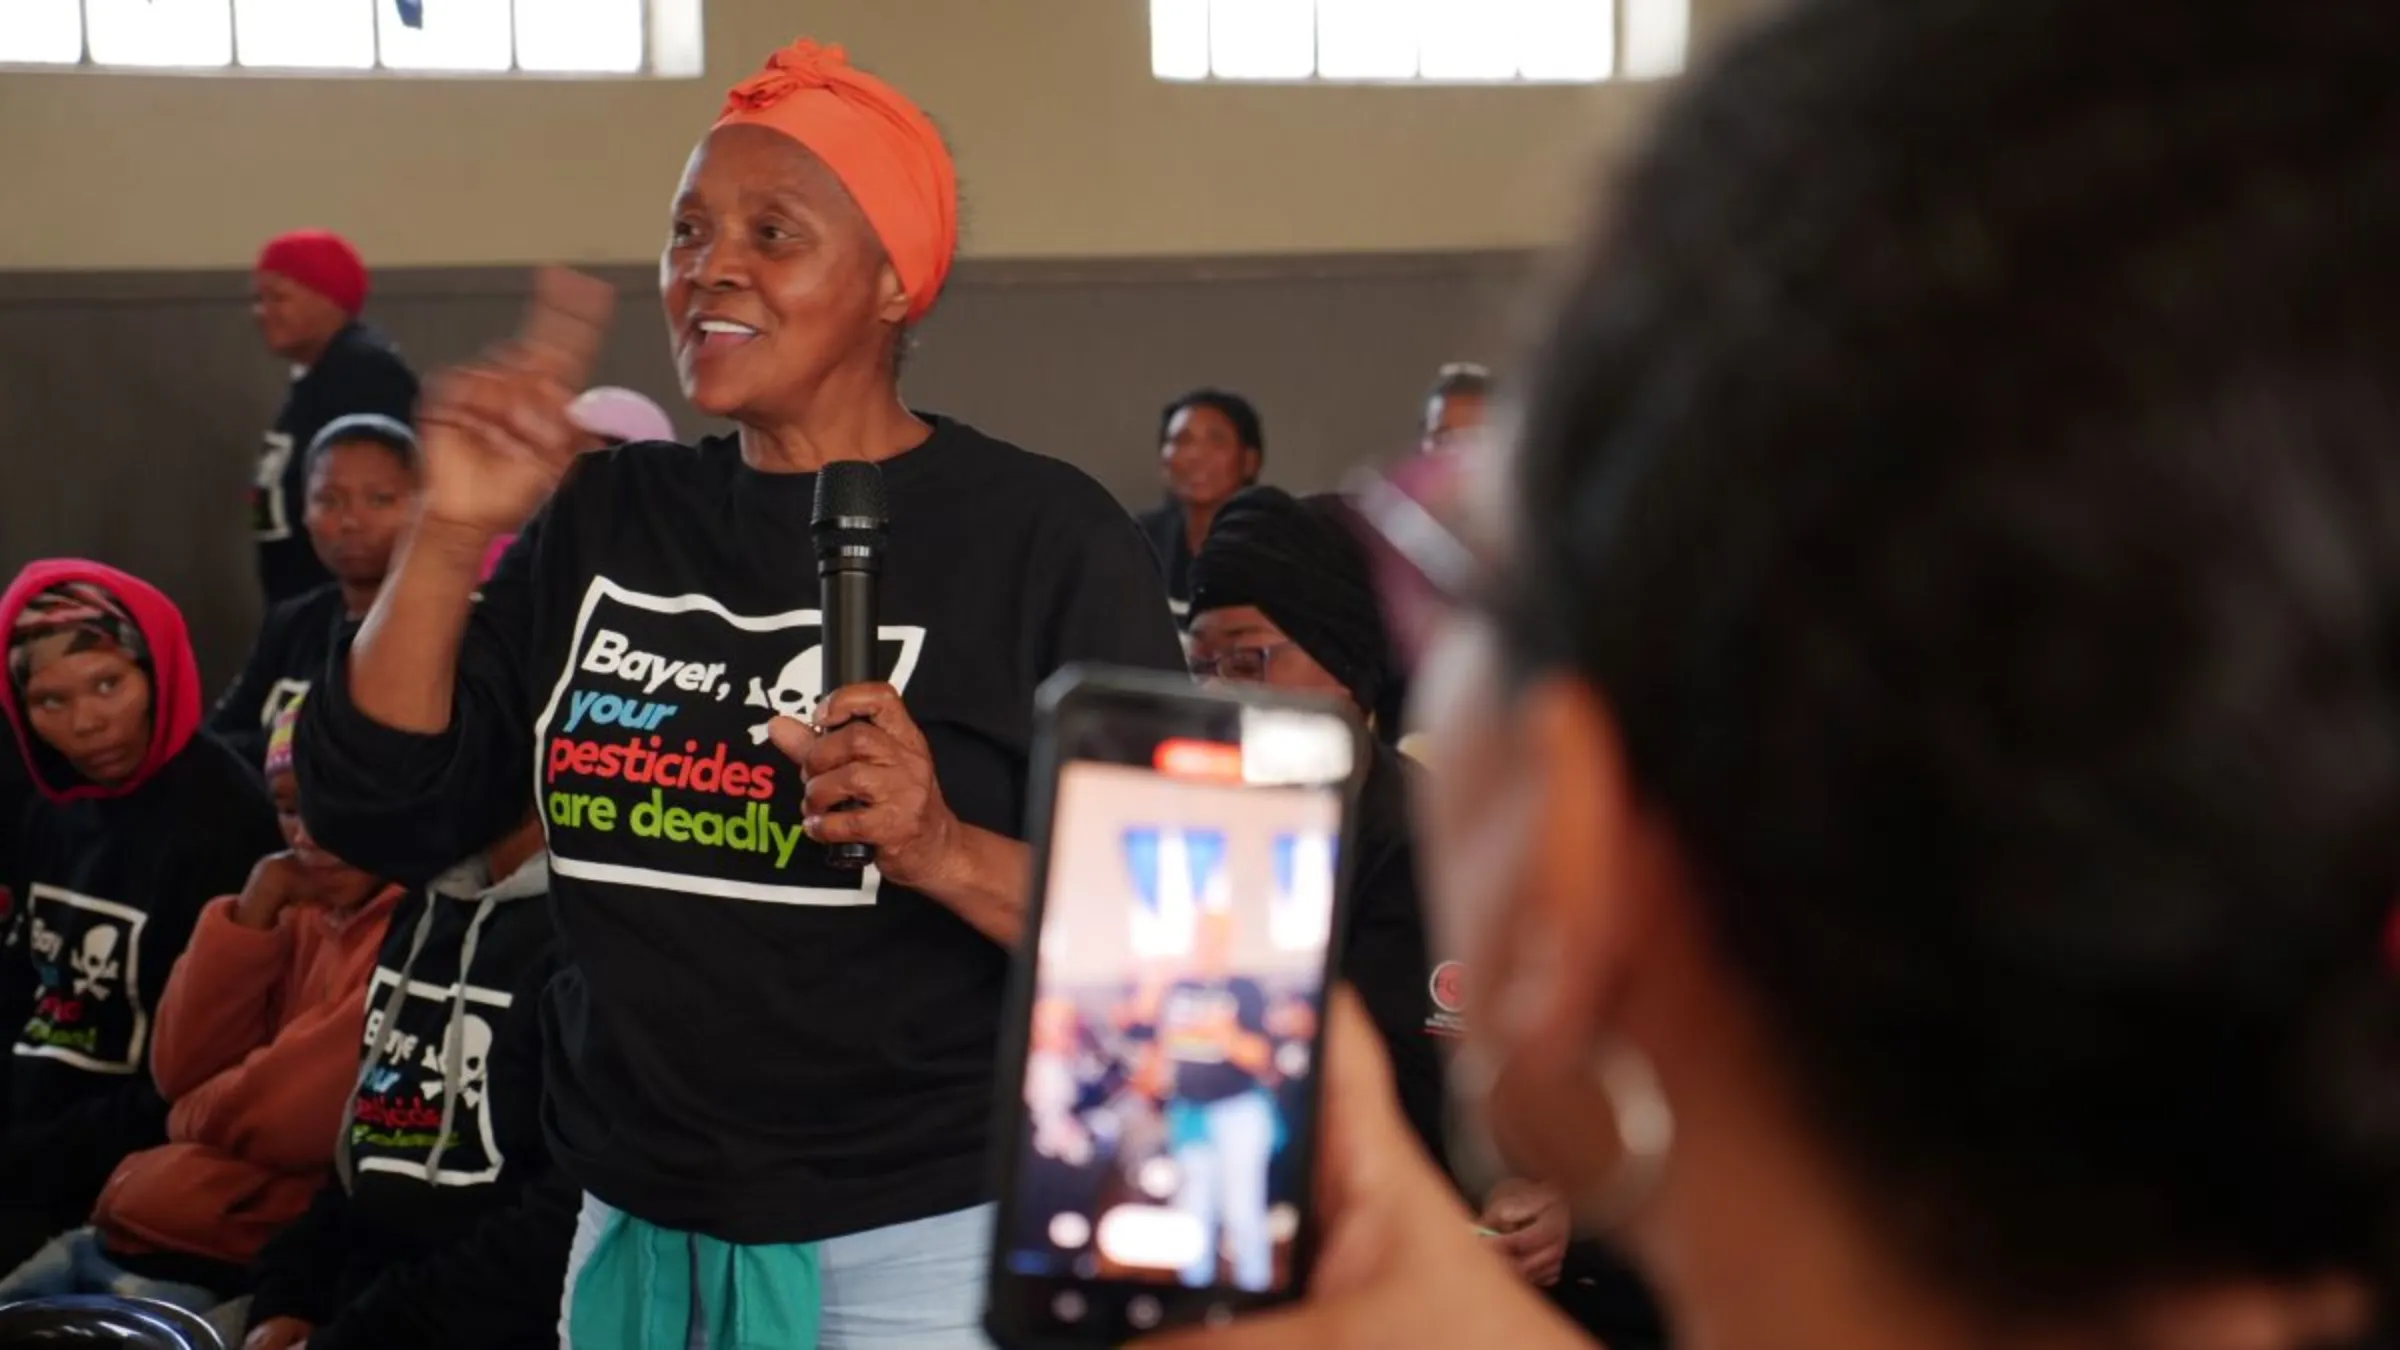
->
xmin=715 ymin=39 xmax=959 ymax=324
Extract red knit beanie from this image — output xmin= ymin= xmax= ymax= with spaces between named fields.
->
xmin=256 ymin=229 xmax=369 ymax=317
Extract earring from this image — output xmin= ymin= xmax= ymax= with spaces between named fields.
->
xmin=1580 ymin=1038 xmax=1675 ymax=1233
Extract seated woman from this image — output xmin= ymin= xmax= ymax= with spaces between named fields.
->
xmin=0 ymin=561 xmax=283 ymax=1274
xmin=210 ymin=414 xmax=422 ymax=771
xmin=0 ymin=697 xmax=401 ymax=1312
xmin=1182 ymin=487 xmax=1443 ymax=1167
xmin=1161 ymin=1 xmax=2400 ymax=1348
xmin=241 ymin=810 xmax=571 ymax=1350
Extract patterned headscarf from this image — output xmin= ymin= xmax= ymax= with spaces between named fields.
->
xmin=6 ymin=581 xmax=150 ymax=692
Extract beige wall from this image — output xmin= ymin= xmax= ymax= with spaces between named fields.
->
xmin=0 ymin=0 xmax=1717 ymax=271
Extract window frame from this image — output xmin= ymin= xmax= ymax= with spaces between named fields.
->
xmin=1148 ymin=0 xmax=1690 ymax=86
xmin=0 ymin=0 xmax=702 ymax=77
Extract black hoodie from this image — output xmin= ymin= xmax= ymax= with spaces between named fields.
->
xmin=208 ymin=583 xmax=350 ymax=774
xmin=0 ymin=560 xmax=283 ymax=1256
xmin=248 ymin=852 xmax=573 ymax=1350
xmin=253 ymin=322 xmax=418 ymax=604
xmin=299 ymin=421 xmax=1185 ymax=1245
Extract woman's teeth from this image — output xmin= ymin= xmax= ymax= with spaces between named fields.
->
xmin=695 ymin=319 xmax=759 ymax=348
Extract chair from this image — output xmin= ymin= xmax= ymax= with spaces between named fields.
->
xmin=0 ymin=1294 xmax=225 ymax=1349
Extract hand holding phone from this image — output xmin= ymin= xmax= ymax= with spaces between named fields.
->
xmin=1135 ymin=994 xmax=1579 ymax=1350
xmin=985 ymin=670 xmax=1367 ymax=1347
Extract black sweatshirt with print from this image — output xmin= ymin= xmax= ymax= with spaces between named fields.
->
xmin=253 ymin=323 xmax=419 ymax=604
xmin=248 ymin=856 xmax=573 ymax=1350
xmin=299 ymin=420 xmax=1186 ymax=1244
xmin=208 ymin=583 xmax=349 ymax=774
xmin=0 ymin=737 xmax=283 ymax=1211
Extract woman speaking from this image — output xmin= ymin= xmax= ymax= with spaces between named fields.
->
xmin=295 ymin=38 xmax=1183 ymax=1349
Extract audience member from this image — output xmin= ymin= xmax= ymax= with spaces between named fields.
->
xmin=211 ymin=414 xmax=422 ymax=770
xmin=250 ymin=229 xmax=420 ymax=605
xmin=1418 ymin=363 xmax=1489 ymax=455
xmin=1185 ymin=484 xmax=1667 ymax=1345
xmin=0 ymin=698 xmax=401 ymax=1312
xmin=1184 ymin=486 xmax=1440 ymax=1161
xmin=243 ymin=812 xmax=571 ymax=1350
xmin=0 ymin=561 xmax=282 ymax=1273
xmin=296 ymin=37 xmax=1181 ymax=1347
xmin=1163 ymin=1 xmax=2400 ymax=1347
xmin=566 ymin=386 xmax=677 ymax=449
xmin=1136 ymin=389 xmax=1265 ymax=625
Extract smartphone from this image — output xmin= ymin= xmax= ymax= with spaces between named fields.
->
xmin=985 ymin=667 xmax=1369 ymax=1348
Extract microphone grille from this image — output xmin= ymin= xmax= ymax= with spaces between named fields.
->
xmin=813 ymin=459 xmax=888 ymax=529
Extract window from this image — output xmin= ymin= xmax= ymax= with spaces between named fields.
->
xmin=0 ymin=0 xmax=702 ymax=75
xmin=1150 ymin=0 xmax=1688 ymax=84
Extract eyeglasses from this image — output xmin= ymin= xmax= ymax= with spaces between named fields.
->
xmin=1345 ymin=452 xmax=1484 ymax=678
xmin=1188 ymin=643 xmax=1294 ymax=682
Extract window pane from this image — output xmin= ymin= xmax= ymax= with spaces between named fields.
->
xmin=1518 ymin=0 xmax=1611 ymax=80
xmin=1418 ymin=0 xmax=1518 ymax=81
xmin=237 ymin=0 xmax=374 ymax=68
xmin=1151 ymin=0 xmax=1209 ymax=80
xmin=378 ymin=0 xmax=510 ymax=71
xmin=1623 ymin=0 xmax=1687 ymax=78
xmin=0 ymin=0 xmax=83 ymax=63
xmin=1208 ymin=0 xmax=1314 ymax=80
xmin=87 ymin=0 xmax=232 ymax=66
xmin=1317 ymin=0 xmax=1420 ymax=80
xmin=516 ymin=0 xmax=642 ymax=72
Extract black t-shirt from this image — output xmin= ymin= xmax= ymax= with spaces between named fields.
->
xmin=1154 ymin=976 xmax=1272 ymax=1104
xmin=298 ymin=418 xmax=1186 ymax=1244
xmin=208 ymin=583 xmax=349 ymax=773
xmin=255 ymin=324 xmax=418 ymax=604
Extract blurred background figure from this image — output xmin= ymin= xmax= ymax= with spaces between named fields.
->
xmin=210 ymin=415 xmax=422 ymax=772
xmin=470 ymin=387 xmax=679 ymax=580
xmin=1137 ymin=389 xmax=1266 ymax=627
xmin=1418 ymin=362 xmax=1489 ymax=455
xmin=1164 ymin=1 xmax=2400 ymax=1349
xmin=248 ymin=230 xmax=419 ymax=606
xmin=1123 ymin=907 xmax=1279 ymax=1293
xmin=565 ymin=386 xmax=677 ymax=452
xmin=1189 ymin=483 xmax=1666 ymax=1348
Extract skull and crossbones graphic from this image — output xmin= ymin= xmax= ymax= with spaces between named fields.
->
xmin=70 ymin=927 xmax=122 ymax=1000
xmin=418 ymin=1012 xmax=495 ymax=1112
xmin=743 ymin=644 xmax=826 ymax=744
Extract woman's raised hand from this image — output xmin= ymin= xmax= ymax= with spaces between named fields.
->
xmin=415 ymin=267 xmax=617 ymax=539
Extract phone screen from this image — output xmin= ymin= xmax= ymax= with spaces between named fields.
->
xmin=988 ymin=674 xmax=1361 ymax=1346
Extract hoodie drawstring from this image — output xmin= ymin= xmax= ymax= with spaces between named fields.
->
xmin=424 ymin=892 xmax=499 ymax=1182
xmin=338 ymin=898 xmax=438 ymax=1193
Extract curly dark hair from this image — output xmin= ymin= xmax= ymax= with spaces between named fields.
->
xmin=1504 ymin=0 xmax=2400 ymax=1329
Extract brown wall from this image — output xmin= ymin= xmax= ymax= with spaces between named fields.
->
xmin=0 ymin=0 xmax=1709 ymax=270
xmin=0 ymin=250 xmax=1531 ymax=692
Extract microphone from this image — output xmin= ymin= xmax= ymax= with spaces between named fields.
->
xmin=812 ymin=460 xmax=888 ymax=871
